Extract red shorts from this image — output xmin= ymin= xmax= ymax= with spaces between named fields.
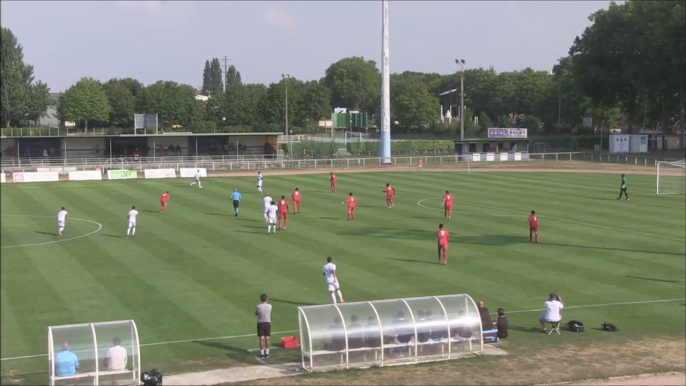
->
xmin=438 ymin=243 xmax=448 ymax=250
xmin=530 ymin=227 xmax=538 ymax=232
xmin=279 ymin=213 xmax=287 ymax=218
xmin=386 ymin=196 xmax=393 ymax=200
xmin=444 ymin=206 xmax=452 ymax=210
xmin=348 ymin=206 xmax=355 ymax=211
xmin=160 ymin=201 xmax=167 ymax=206
xmin=293 ymin=200 xmax=300 ymax=205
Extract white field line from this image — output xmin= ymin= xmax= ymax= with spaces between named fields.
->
xmin=3 ymin=298 xmax=684 ymax=362
xmin=415 ymin=198 xmax=685 ymax=243
xmin=0 ymin=215 xmax=103 ymax=249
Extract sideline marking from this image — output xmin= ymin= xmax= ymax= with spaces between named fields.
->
xmin=0 ymin=215 xmax=103 ymax=249
xmin=3 ymin=298 xmax=684 ymax=362
xmin=416 ymin=198 xmax=522 ymax=217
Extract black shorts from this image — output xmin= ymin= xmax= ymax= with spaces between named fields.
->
xmin=257 ymin=322 xmax=271 ymax=337
xmin=233 ymin=200 xmax=240 ymax=209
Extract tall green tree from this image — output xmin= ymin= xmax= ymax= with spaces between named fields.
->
xmin=136 ymin=81 xmax=198 ymax=127
xmin=298 ymin=81 xmax=331 ymax=123
xmin=391 ymin=80 xmax=438 ymax=128
xmin=260 ymin=77 xmax=303 ymax=126
xmin=24 ymin=81 xmax=51 ymax=124
xmin=58 ymin=77 xmax=110 ymax=131
xmin=1 ymin=27 xmax=51 ymax=127
xmin=103 ymin=81 xmax=135 ymax=127
xmin=201 ymin=60 xmax=211 ymax=95
xmin=210 ymin=58 xmax=223 ymax=96
xmin=225 ymin=65 xmax=242 ymax=89
xmin=323 ymin=56 xmax=380 ymax=111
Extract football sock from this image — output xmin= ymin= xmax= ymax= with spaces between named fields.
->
xmin=331 ymin=292 xmax=337 ymax=304
xmin=132 ymin=227 xmax=136 ymax=236
xmin=127 ymin=227 xmax=131 ymax=236
xmin=337 ymin=290 xmax=343 ymax=302
xmin=260 ymin=349 xmax=265 ymax=356
xmin=266 ymin=349 xmax=270 ymax=355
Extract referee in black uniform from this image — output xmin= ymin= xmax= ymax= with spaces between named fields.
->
xmin=255 ymin=294 xmax=272 ymax=358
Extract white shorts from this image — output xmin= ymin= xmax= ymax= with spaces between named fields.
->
xmin=58 ymin=220 xmax=65 ymax=228
xmin=327 ymin=282 xmax=340 ymax=292
xmin=128 ymin=221 xmax=136 ymax=228
xmin=268 ymin=217 xmax=277 ymax=225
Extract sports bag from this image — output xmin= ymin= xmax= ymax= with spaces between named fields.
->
xmin=601 ymin=322 xmax=619 ymax=332
xmin=566 ymin=320 xmax=584 ymax=334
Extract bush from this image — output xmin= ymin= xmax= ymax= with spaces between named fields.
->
xmin=347 ymin=140 xmax=455 ymax=156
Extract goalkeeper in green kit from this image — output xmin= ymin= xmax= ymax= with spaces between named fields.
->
xmin=617 ymin=174 xmax=629 ymax=200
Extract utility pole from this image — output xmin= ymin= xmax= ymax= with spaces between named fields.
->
xmin=455 ymin=59 xmax=466 ymax=141
xmin=282 ymin=74 xmax=292 ymax=159
xmin=221 ymin=56 xmax=231 ymax=92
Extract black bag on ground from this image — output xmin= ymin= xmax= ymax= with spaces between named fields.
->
xmin=566 ymin=320 xmax=584 ymax=334
xmin=601 ymin=322 xmax=619 ymax=332
xmin=141 ymin=369 xmax=163 ymax=386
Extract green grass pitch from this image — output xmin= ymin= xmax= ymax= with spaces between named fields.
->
xmin=1 ymin=171 xmax=684 ymax=380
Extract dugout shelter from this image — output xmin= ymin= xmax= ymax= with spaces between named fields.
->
xmin=297 ymin=294 xmax=483 ymax=371
xmin=48 ymin=319 xmax=141 ymax=385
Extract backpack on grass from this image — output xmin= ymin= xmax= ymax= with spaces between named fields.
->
xmin=601 ymin=322 xmax=619 ymax=332
xmin=566 ymin=320 xmax=585 ymax=334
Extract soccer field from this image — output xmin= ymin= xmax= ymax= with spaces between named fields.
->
xmin=1 ymin=170 xmax=685 ymax=382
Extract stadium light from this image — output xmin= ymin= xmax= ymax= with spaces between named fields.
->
xmin=454 ymin=59 xmax=466 ymax=141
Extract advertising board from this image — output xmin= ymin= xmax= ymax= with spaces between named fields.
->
xmin=0 ymin=173 xmax=5 ymax=183
xmin=487 ymin=128 xmax=528 ymax=139
xmin=68 ymin=170 xmax=103 ymax=181
xmin=179 ymin=168 xmax=208 ymax=178
xmin=144 ymin=169 xmax=176 ymax=179
xmin=12 ymin=172 xmax=60 ymax=183
xmin=107 ymin=170 xmax=138 ymax=180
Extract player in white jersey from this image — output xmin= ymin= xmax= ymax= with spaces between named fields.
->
xmin=57 ymin=207 xmax=68 ymax=236
xmin=323 ymin=256 xmax=345 ymax=304
xmin=262 ymin=194 xmax=273 ymax=221
xmin=126 ymin=206 xmax=139 ymax=238
xmin=265 ymin=201 xmax=278 ymax=234
xmin=190 ymin=169 xmax=203 ymax=188
xmin=257 ymin=171 xmax=263 ymax=193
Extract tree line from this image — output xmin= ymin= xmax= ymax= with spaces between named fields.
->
xmin=1 ymin=0 xmax=683 ymax=136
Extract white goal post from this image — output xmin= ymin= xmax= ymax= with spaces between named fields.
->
xmin=656 ymin=160 xmax=686 ymax=195
xmin=48 ymin=319 xmax=141 ymax=386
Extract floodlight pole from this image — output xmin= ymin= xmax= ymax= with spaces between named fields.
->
xmin=455 ymin=59 xmax=466 ymax=141
xmin=282 ymin=74 xmax=292 ymax=159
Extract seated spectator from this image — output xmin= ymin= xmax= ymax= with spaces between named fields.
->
xmin=328 ymin=316 xmax=345 ymax=351
xmin=452 ymin=310 xmax=472 ymax=339
xmin=176 ymin=144 xmax=182 ymax=155
xmin=416 ymin=310 xmax=430 ymax=344
xmin=392 ymin=310 xmax=412 ymax=355
xmin=428 ymin=311 xmax=448 ymax=341
xmin=43 ymin=149 xmax=48 ymax=157
xmin=363 ymin=316 xmax=380 ymax=347
xmin=104 ymin=337 xmax=128 ymax=371
xmin=55 ymin=342 xmax=79 ymax=377
xmin=477 ymin=301 xmax=492 ymax=331
xmin=347 ymin=315 xmax=363 ymax=349
xmin=539 ymin=293 xmax=564 ymax=333
xmin=495 ymin=308 xmax=508 ymax=339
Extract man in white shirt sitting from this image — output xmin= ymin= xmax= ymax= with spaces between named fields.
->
xmin=104 ymin=337 xmax=128 ymax=372
xmin=539 ymin=293 xmax=564 ymax=333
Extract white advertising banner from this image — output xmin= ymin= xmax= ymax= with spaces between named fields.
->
xmin=514 ymin=152 xmax=522 ymax=161
xmin=144 ymin=169 xmax=176 ymax=179
xmin=0 ymin=173 xmax=5 ymax=183
xmin=68 ymin=170 xmax=103 ymax=181
xmin=179 ymin=168 xmax=208 ymax=178
xmin=486 ymin=153 xmax=495 ymax=162
xmin=12 ymin=172 xmax=59 ymax=183
xmin=107 ymin=170 xmax=138 ymax=180
xmin=500 ymin=153 xmax=509 ymax=161
xmin=487 ymin=128 xmax=528 ymax=139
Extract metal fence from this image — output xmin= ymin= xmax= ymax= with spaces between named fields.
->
xmin=0 ymin=152 xmax=675 ymax=174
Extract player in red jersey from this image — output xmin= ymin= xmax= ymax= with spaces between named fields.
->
xmin=437 ymin=224 xmax=449 ymax=265
xmin=527 ymin=210 xmax=539 ymax=243
xmin=278 ymin=195 xmax=289 ymax=229
xmin=291 ymin=188 xmax=301 ymax=214
xmin=159 ymin=191 xmax=170 ymax=213
xmin=342 ymin=192 xmax=356 ymax=220
xmin=330 ymin=172 xmax=337 ymax=193
xmin=442 ymin=190 xmax=453 ymax=220
xmin=383 ymin=183 xmax=395 ymax=208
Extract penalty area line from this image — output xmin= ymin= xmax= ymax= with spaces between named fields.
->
xmin=3 ymin=298 xmax=685 ymax=362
